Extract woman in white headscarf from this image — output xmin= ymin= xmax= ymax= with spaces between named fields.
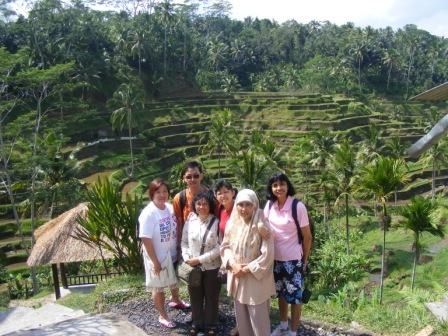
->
xmin=220 ymin=189 xmax=275 ymax=336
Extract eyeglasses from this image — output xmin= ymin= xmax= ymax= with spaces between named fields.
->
xmin=185 ymin=174 xmax=200 ymax=180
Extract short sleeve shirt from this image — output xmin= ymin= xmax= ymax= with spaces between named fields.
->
xmin=263 ymin=196 xmax=309 ymax=261
xmin=138 ymin=202 xmax=177 ymax=262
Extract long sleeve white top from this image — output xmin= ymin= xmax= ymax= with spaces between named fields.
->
xmin=181 ymin=212 xmax=221 ymax=270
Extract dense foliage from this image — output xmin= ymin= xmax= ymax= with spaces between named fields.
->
xmin=1 ymin=0 xmax=447 ymax=100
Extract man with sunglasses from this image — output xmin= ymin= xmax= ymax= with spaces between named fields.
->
xmin=173 ymin=161 xmax=208 ymax=249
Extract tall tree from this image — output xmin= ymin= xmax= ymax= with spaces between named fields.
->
xmin=200 ymin=109 xmax=237 ymax=178
xmin=110 ymin=80 xmax=145 ymax=177
xmin=358 ymin=156 xmax=408 ymax=303
xmin=398 ymin=196 xmax=445 ymax=290
xmin=329 ymin=138 xmax=358 ymax=254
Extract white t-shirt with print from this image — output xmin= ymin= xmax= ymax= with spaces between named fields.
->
xmin=138 ymin=202 xmax=177 ymax=263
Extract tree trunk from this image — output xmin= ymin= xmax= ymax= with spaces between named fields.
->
xmin=128 ymin=110 xmax=134 ymax=177
xmin=379 ymin=203 xmax=388 ymax=304
xmin=405 ymin=49 xmax=415 ymax=100
xmin=345 ymin=193 xmax=350 ymax=254
xmin=411 ymin=232 xmax=419 ymax=291
xmin=431 ymin=160 xmax=436 ymax=199
xmin=163 ymin=26 xmax=167 ymax=76
xmin=386 ymin=63 xmax=392 ymax=90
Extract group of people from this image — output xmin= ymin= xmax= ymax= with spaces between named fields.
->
xmin=138 ymin=161 xmax=312 ymax=336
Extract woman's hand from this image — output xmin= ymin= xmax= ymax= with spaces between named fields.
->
xmin=231 ymin=263 xmax=249 ymax=277
xmin=186 ymin=258 xmax=201 ymax=266
xmin=258 ymin=226 xmax=270 ymax=240
xmin=153 ymin=260 xmax=162 ymax=275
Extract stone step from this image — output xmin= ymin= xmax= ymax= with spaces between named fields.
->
xmin=0 ymin=303 xmax=85 ymax=335
xmin=2 ymin=313 xmax=147 ymax=336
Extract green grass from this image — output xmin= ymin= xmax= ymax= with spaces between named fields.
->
xmin=58 ymin=291 xmax=98 ymax=313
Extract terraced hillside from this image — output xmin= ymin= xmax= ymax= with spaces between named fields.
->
xmin=1 ymin=92 xmax=447 ymax=272
xmin=67 ymin=92 xmax=446 ymax=198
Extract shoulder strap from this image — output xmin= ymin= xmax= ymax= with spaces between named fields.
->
xmin=179 ymin=190 xmax=187 ymax=214
xmin=292 ymin=198 xmax=303 ymax=245
xmin=200 ymin=216 xmax=217 ymax=255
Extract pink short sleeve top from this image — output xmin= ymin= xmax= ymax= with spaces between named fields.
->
xmin=263 ymin=196 xmax=309 ymax=261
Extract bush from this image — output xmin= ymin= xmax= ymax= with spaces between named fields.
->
xmin=76 ymin=178 xmax=143 ymax=274
xmin=0 ymin=283 xmax=10 ymax=308
xmin=311 ymin=235 xmax=370 ymax=294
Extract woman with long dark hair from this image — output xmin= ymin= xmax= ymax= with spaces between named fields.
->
xmin=264 ymin=173 xmax=312 ymax=336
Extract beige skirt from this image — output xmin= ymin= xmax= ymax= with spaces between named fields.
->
xmin=143 ymin=251 xmax=178 ymax=290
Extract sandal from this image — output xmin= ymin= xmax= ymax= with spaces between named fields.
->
xmin=158 ymin=317 xmax=176 ymax=329
xmin=168 ymin=300 xmax=191 ymax=309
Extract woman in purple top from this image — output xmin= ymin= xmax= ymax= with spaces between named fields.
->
xmin=263 ymin=173 xmax=312 ymax=336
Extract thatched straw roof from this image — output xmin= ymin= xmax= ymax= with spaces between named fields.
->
xmin=27 ymin=203 xmax=113 ymax=266
xmin=410 ymin=82 xmax=448 ymax=101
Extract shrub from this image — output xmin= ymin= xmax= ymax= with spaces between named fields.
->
xmin=311 ymin=235 xmax=370 ymax=294
xmin=76 ymin=178 xmax=143 ymax=274
xmin=0 ymin=283 xmax=10 ymax=308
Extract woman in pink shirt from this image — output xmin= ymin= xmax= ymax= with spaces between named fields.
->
xmin=263 ymin=173 xmax=312 ymax=336
xmin=214 ymin=179 xmax=236 ymax=238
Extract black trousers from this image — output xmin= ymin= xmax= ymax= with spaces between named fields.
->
xmin=188 ymin=268 xmax=221 ymax=329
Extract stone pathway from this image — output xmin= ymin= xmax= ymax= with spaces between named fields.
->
xmin=0 ymin=285 xmax=146 ymax=336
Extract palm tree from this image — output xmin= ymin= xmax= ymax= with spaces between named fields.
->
xmin=230 ymin=149 xmax=272 ymax=195
xmin=384 ymin=136 xmax=407 ymax=203
xmin=315 ymin=170 xmax=337 ymax=236
xmin=418 ymin=138 xmax=448 ymax=199
xmin=110 ymin=82 xmax=145 ymax=177
xmin=398 ymin=196 xmax=445 ymax=290
xmin=358 ymin=156 xmax=408 ymax=303
xmin=156 ymin=0 xmax=175 ymax=76
xmin=200 ymin=109 xmax=237 ymax=178
xmin=329 ymin=138 xmax=358 ymax=254
xmin=356 ymin=125 xmax=383 ymax=164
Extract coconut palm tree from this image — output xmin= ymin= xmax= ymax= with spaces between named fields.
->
xmin=418 ymin=138 xmax=448 ymax=199
xmin=110 ymin=81 xmax=145 ymax=177
xmin=358 ymin=156 xmax=408 ymax=303
xmin=329 ymin=138 xmax=358 ymax=254
xmin=200 ymin=109 xmax=238 ymax=178
xmin=398 ymin=196 xmax=445 ymax=290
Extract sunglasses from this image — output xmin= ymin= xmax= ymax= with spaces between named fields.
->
xmin=185 ymin=174 xmax=200 ymax=180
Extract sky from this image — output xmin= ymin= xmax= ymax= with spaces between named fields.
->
xmin=227 ymin=0 xmax=448 ymax=37
xmin=9 ymin=0 xmax=448 ymax=38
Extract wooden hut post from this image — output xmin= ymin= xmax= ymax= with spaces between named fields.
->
xmin=51 ymin=263 xmax=61 ymax=299
xmin=60 ymin=263 xmax=68 ymax=289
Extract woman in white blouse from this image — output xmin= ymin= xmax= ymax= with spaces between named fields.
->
xmin=181 ymin=191 xmax=221 ymax=336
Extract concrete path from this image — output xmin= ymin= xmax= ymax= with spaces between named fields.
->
xmin=2 ymin=313 xmax=147 ymax=336
xmin=1 ymin=285 xmax=147 ymax=336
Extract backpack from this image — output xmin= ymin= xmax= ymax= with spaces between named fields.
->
xmin=179 ymin=189 xmax=187 ymax=217
xmin=268 ymin=198 xmax=312 ymax=245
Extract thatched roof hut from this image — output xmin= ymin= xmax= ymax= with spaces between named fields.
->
xmin=27 ymin=203 xmax=112 ymax=267
xmin=410 ymin=81 xmax=448 ymax=101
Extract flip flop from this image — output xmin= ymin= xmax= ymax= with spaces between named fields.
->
xmin=158 ymin=317 xmax=176 ymax=328
xmin=168 ymin=300 xmax=191 ymax=309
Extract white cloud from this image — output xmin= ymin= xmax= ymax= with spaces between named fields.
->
xmin=228 ymin=0 xmax=448 ymax=37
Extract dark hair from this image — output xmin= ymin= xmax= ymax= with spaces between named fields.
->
xmin=213 ymin=179 xmax=234 ymax=193
xmin=266 ymin=172 xmax=295 ymax=201
xmin=181 ymin=161 xmax=203 ymax=177
xmin=191 ymin=191 xmax=215 ymax=215
xmin=148 ymin=178 xmax=170 ymax=200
